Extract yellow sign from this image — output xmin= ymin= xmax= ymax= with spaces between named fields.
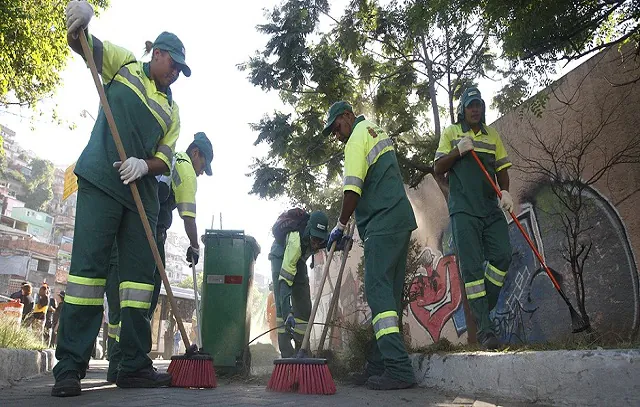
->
xmin=62 ymin=162 xmax=78 ymax=201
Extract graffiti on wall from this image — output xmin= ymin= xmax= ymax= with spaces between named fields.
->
xmin=407 ymin=183 xmax=639 ymax=344
xmin=408 ymin=224 xmax=467 ymax=343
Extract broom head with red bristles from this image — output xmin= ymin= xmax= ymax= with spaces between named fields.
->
xmin=168 ymin=345 xmax=217 ymax=388
xmin=267 ymin=357 xmax=336 ymax=395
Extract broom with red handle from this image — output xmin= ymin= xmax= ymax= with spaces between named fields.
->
xmin=78 ymin=31 xmax=216 ymax=388
xmin=266 ymin=237 xmax=339 ymax=395
xmin=470 ymin=150 xmax=590 ymax=333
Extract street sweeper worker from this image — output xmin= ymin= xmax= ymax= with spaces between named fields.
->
xmin=268 ymin=210 xmax=329 ymax=357
xmin=53 ymin=1 xmax=191 ymax=397
xmin=323 ymin=101 xmax=417 ymax=390
xmin=105 ymin=132 xmax=213 ymax=383
xmin=433 ymin=87 xmax=513 ymax=350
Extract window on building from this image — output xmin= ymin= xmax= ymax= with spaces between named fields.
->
xmin=37 ymin=259 xmax=51 ymax=273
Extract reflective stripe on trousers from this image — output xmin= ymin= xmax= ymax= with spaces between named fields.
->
xmin=276 ymin=316 xmax=285 ymax=334
xmin=293 ymin=318 xmax=308 ymax=336
xmin=372 ymin=310 xmax=400 ymax=340
xmin=119 ymin=281 xmax=154 ymax=309
xmin=484 ymin=261 xmax=507 ymax=287
xmin=108 ymin=322 xmax=121 ymax=342
xmin=465 ymin=279 xmax=486 ymax=299
xmin=65 ymin=275 xmax=106 ymax=306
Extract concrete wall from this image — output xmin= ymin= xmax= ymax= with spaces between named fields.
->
xmin=311 ymin=44 xmax=640 ymax=349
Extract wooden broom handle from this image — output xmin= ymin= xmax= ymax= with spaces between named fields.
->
xmin=301 ymin=239 xmax=338 ymax=352
xmin=78 ymin=32 xmax=191 ymax=349
xmin=317 ymin=221 xmax=353 ymax=351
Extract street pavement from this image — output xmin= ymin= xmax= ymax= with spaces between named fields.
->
xmin=1 ymin=360 xmax=546 ymax=406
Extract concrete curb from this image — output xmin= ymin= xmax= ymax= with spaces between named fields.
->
xmin=411 ymin=349 xmax=640 ymax=406
xmin=0 ymin=348 xmax=57 ymax=388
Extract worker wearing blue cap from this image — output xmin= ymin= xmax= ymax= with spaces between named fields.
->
xmin=434 ymin=87 xmax=513 ymax=350
xmin=53 ymin=0 xmax=192 ymax=397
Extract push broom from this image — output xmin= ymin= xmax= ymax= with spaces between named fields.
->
xmin=78 ymin=31 xmax=216 ymax=388
xmin=470 ymin=150 xmax=590 ymax=333
xmin=266 ymin=239 xmax=339 ymax=395
xmin=317 ymin=222 xmax=354 ymax=352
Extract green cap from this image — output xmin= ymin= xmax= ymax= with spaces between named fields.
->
xmin=308 ymin=211 xmax=329 ymax=240
xmin=322 ymin=101 xmax=353 ymax=136
xmin=461 ymin=87 xmax=483 ymax=107
xmin=192 ymin=132 xmax=213 ymax=176
xmin=153 ymin=32 xmax=191 ymax=77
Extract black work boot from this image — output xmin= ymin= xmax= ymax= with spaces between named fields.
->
xmin=116 ymin=366 xmax=171 ymax=388
xmin=348 ymin=365 xmax=384 ymax=385
xmin=478 ymin=331 xmax=501 ymax=350
xmin=51 ymin=371 xmax=81 ymax=397
xmin=366 ymin=371 xmax=415 ymax=390
xmin=106 ymin=370 xmax=118 ymax=384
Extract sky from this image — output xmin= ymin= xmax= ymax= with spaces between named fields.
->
xmin=1 ymin=0 xmax=585 ymax=280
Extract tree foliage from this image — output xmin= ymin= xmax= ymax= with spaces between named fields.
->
xmin=241 ymin=0 xmax=503 ymax=208
xmin=177 ymin=271 xmax=203 ymax=296
xmin=20 ymin=158 xmax=54 ymax=211
xmin=466 ymin=0 xmax=640 ymax=113
xmin=0 ymin=0 xmax=109 ymax=107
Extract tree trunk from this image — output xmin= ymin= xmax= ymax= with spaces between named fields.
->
xmin=445 ymin=26 xmax=455 ymax=124
xmin=421 ymin=37 xmax=441 ymax=139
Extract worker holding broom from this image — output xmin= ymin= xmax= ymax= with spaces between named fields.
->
xmin=268 ymin=210 xmax=330 ymax=358
xmin=433 ymin=87 xmax=513 ymax=350
xmin=105 ymin=132 xmax=213 ymax=383
xmin=323 ymin=101 xmax=417 ymax=390
xmin=53 ymin=0 xmax=190 ymax=397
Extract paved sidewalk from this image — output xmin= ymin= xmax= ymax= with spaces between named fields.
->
xmin=1 ymin=360 xmax=544 ymax=407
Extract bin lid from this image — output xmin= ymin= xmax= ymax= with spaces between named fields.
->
xmin=202 ymin=229 xmax=261 ymax=260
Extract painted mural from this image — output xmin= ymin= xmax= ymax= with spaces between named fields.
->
xmin=408 ymin=234 xmax=467 ymax=343
xmin=406 ymin=182 xmax=639 ymax=345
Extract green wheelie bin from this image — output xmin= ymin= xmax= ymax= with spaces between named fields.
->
xmin=200 ymin=229 xmax=261 ymax=375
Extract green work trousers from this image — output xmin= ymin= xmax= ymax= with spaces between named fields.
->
xmin=270 ymin=257 xmax=311 ymax=358
xmin=363 ymin=230 xmax=415 ymax=383
xmin=451 ymin=210 xmax=511 ymax=336
xmin=106 ymin=230 xmax=165 ymax=378
xmin=54 ymin=178 xmax=157 ymax=380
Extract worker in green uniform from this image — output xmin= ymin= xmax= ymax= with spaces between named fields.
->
xmin=105 ymin=133 xmax=213 ymax=382
xmin=433 ymin=87 xmax=513 ymax=350
xmin=53 ymin=1 xmax=191 ymax=397
xmin=323 ymin=101 xmax=417 ymax=390
xmin=268 ymin=210 xmax=329 ymax=357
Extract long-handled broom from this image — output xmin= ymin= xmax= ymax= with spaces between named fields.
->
xmin=266 ymin=240 xmax=339 ymax=395
xmin=78 ymin=31 xmax=216 ymax=387
xmin=470 ymin=150 xmax=590 ymax=333
xmin=168 ymin=264 xmax=217 ymax=388
xmin=317 ymin=222 xmax=354 ymax=352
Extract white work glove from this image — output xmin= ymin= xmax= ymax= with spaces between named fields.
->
xmin=65 ymin=1 xmax=94 ymax=38
xmin=457 ymin=136 xmax=474 ymax=156
xmin=113 ymin=157 xmax=149 ymax=185
xmin=499 ymin=190 xmax=514 ymax=213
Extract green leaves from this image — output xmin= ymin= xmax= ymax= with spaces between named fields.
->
xmin=0 ymin=0 xmax=109 ymax=108
xmin=462 ymin=0 xmax=639 ymax=111
xmin=242 ymin=0 xmax=506 ymax=206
